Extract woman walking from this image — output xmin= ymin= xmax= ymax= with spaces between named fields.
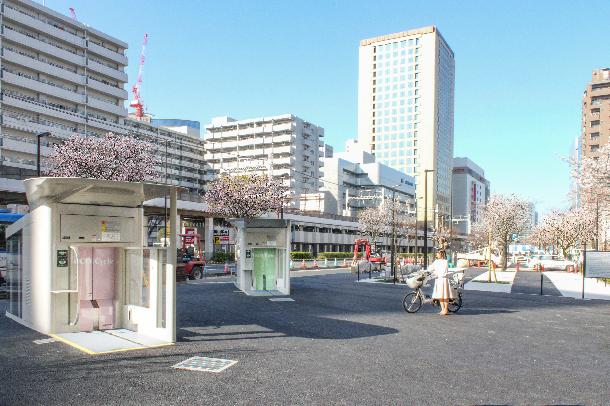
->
xmin=430 ymin=250 xmax=454 ymax=316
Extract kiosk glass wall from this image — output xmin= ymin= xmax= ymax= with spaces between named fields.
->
xmin=7 ymin=232 xmax=23 ymax=318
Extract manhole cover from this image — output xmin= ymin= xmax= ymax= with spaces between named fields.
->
xmin=269 ymin=298 xmax=294 ymax=302
xmin=172 ymin=356 xmax=237 ymax=373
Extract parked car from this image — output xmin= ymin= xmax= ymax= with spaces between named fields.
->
xmin=528 ymin=254 xmax=575 ymax=271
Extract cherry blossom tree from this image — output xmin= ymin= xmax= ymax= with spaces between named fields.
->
xmin=357 ymin=205 xmax=391 ymax=250
xmin=570 ymin=143 xmax=610 ymax=247
xmin=482 ymin=194 xmax=532 ymax=270
xmin=203 ymin=174 xmax=287 ymax=218
xmin=46 ymin=133 xmax=160 ymax=182
xmin=467 ymin=222 xmax=489 ymax=251
xmin=531 ymin=208 xmax=595 ymax=258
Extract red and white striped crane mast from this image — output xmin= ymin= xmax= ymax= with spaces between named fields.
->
xmin=130 ymin=33 xmax=148 ymax=119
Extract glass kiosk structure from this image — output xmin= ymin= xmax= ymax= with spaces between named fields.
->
xmin=233 ymin=218 xmax=291 ymax=296
xmin=5 ymin=178 xmax=181 ymax=352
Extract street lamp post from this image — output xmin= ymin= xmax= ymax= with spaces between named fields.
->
xmin=36 ymin=132 xmax=51 ymax=176
xmin=423 ymin=169 xmax=434 ymax=269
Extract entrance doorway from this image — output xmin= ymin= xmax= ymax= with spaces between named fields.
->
xmin=75 ymin=247 xmax=118 ymax=332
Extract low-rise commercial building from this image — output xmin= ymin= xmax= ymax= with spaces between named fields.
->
xmin=322 ymin=139 xmax=415 ymax=217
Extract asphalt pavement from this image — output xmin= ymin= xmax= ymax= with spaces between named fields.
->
xmin=1 ymin=270 xmax=609 ymax=405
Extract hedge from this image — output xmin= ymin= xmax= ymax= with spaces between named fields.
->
xmin=209 ymin=252 xmax=235 ymax=263
xmin=317 ymin=252 xmax=354 ymax=259
xmin=290 ymin=251 xmax=314 ymax=260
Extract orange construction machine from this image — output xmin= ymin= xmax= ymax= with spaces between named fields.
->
xmin=352 ymin=238 xmax=387 ymax=271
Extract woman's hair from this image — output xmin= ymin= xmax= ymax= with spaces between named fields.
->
xmin=437 ymin=250 xmax=447 ymax=259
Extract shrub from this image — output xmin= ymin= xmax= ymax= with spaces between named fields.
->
xmin=317 ymin=252 xmax=354 ymax=259
xmin=290 ymin=251 xmax=313 ymax=260
xmin=210 ymin=252 xmax=235 ymax=263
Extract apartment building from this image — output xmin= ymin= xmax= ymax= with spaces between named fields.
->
xmin=204 ymin=114 xmax=326 ymax=206
xmin=322 ymin=139 xmax=415 ymax=217
xmin=0 ymin=0 xmax=207 ymax=205
xmin=451 ymin=157 xmax=490 ymax=235
xmin=582 ymin=68 xmax=610 ymax=158
xmin=357 ymin=26 xmax=455 ymax=226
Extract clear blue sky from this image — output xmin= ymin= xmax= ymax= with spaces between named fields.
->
xmin=45 ymin=0 xmax=610 ymax=214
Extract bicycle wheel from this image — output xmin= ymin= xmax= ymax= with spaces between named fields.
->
xmin=448 ymin=293 xmax=462 ymax=313
xmin=403 ymin=291 xmax=422 ymax=313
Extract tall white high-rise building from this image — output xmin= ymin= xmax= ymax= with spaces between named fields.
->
xmin=358 ymin=26 xmax=455 ymax=226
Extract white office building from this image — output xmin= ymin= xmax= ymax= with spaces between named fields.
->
xmin=358 ymin=26 xmax=455 ymax=225
xmin=204 ymin=114 xmax=326 ymax=206
xmin=451 ymin=157 xmax=490 ymax=235
xmin=322 ymin=139 xmax=415 ymax=217
xmin=0 ymin=0 xmax=207 ymax=205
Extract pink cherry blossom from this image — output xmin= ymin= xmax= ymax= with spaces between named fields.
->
xmin=203 ymin=174 xmax=287 ymax=218
xmin=46 ymin=132 xmax=160 ymax=182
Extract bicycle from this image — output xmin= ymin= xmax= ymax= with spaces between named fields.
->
xmin=402 ymin=270 xmax=463 ymax=314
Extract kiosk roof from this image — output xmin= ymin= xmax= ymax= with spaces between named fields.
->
xmin=24 ymin=177 xmax=187 ymax=208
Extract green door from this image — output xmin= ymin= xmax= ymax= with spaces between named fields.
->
xmin=253 ymin=248 xmax=276 ymax=290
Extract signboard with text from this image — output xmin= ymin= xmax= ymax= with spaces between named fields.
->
xmin=586 ymin=251 xmax=610 ymax=278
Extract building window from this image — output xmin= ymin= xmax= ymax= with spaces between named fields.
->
xmin=591 ymin=132 xmax=600 ymax=140
xmin=591 ymin=144 xmax=600 ymax=152
xmin=591 ymin=120 xmax=600 ymax=127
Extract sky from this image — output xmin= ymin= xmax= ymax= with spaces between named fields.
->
xmin=43 ymin=0 xmax=610 ymax=215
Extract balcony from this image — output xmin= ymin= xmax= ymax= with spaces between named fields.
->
xmin=2 ymin=48 xmax=83 ymax=85
xmin=1 ymin=136 xmax=53 ymax=157
xmin=3 ymin=71 xmax=85 ymax=105
xmin=2 ymin=114 xmax=76 ymax=140
xmin=3 ymin=28 xmax=85 ymax=65
xmin=87 ymin=97 xmax=127 ymax=117
xmin=87 ymin=59 xmax=128 ymax=82
xmin=3 ymin=6 xmax=85 ymax=48
xmin=87 ymin=41 xmax=128 ymax=66
xmin=87 ymin=78 xmax=128 ymax=100
xmin=273 ymin=122 xmax=293 ymax=132
xmin=86 ymin=116 xmax=128 ymax=134
xmin=2 ymin=94 xmax=85 ymax=123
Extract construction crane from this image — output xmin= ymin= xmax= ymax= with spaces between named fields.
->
xmin=130 ymin=33 xmax=148 ymax=119
xmin=68 ymin=7 xmax=77 ymax=21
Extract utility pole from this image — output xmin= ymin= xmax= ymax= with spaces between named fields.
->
xmin=391 ymin=188 xmax=397 ymax=284
xmin=423 ymin=169 xmax=434 ymax=269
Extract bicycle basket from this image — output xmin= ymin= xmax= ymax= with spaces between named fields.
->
xmin=406 ymin=275 xmax=424 ymax=289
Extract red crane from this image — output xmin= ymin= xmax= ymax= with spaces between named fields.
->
xmin=130 ymin=33 xmax=148 ymax=119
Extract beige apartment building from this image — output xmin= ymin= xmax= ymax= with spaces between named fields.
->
xmin=357 ymin=26 xmax=455 ymax=227
xmin=582 ymin=68 xmax=610 ymax=158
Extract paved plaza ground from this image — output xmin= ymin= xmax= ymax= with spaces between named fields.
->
xmin=1 ymin=269 xmax=609 ymax=405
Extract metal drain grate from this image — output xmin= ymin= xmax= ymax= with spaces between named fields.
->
xmin=172 ymin=356 xmax=237 ymax=373
xmin=269 ymin=298 xmax=295 ymax=302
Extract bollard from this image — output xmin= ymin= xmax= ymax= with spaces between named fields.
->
xmin=324 ymin=258 xmax=328 ymax=267
xmin=224 ymin=262 xmax=229 ymax=274
xmin=301 ymin=259 xmax=306 ymax=269
xmin=516 ymin=263 xmax=520 ymax=272
xmin=343 ymin=258 xmax=347 ymax=267
xmin=334 ymin=258 xmax=338 ymax=267
xmin=313 ymin=259 xmax=318 ymax=268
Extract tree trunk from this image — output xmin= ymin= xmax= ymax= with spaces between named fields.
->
xmin=502 ymin=238 xmax=508 ymax=270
